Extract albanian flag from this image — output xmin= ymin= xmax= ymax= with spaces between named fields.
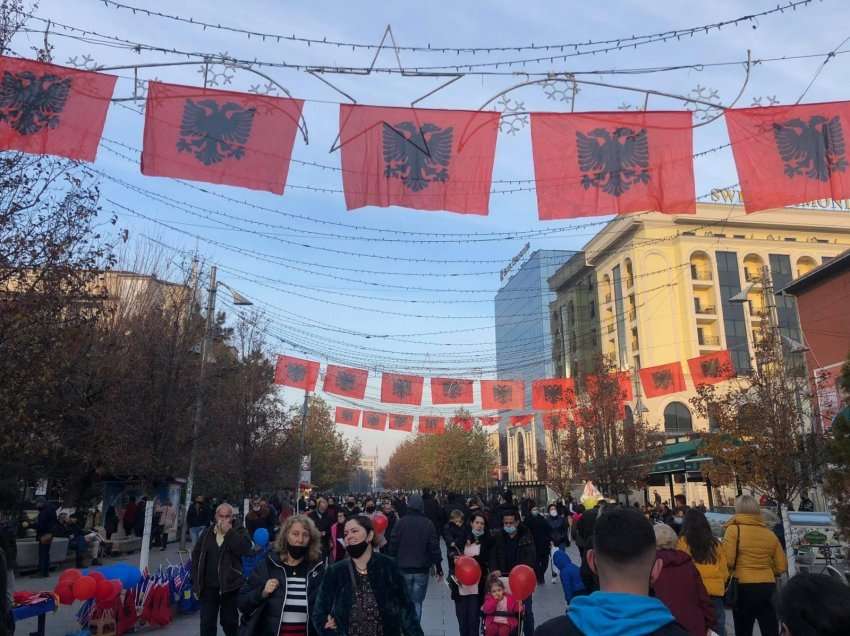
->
xmin=531 ymin=110 xmax=695 ymax=219
xmin=339 ymin=104 xmax=500 ymax=215
xmin=430 ymin=377 xmax=474 ymax=405
xmin=449 ymin=415 xmax=474 ymax=432
xmin=0 ymin=56 xmax=116 ymax=161
xmin=543 ymin=411 xmax=569 ymax=431
xmin=688 ymin=351 xmax=736 ymax=386
xmin=388 ymin=414 xmax=414 ymax=432
xmin=418 ymin=416 xmax=445 ymax=435
xmin=274 ymin=355 xmax=319 ymax=391
xmin=726 ymin=101 xmax=850 ymax=212
xmin=532 ymin=378 xmax=576 ymax=411
xmin=380 ymin=372 xmax=424 ymax=405
xmin=639 ymin=362 xmax=687 ymax=398
xmin=334 ymin=407 xmax=361 ymax=427
xmin=510 ymin=414 xmax=534 ymax=427
xmin=479 ymin=416 xmax=501 ymax=428
xmin=480 ymin=380 xmax=525 ymax=410
xmin=362 ymin=411 xmax=387 ymax=431
xmin=323 ymin=364 xmax=368 ymax=399
xmin=142 ymin=81 xmax=303 ymax=194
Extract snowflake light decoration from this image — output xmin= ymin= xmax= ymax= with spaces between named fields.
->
xmin=750 ymin=95 xmax=780 ymax=107
xmin=684 ymin=84 xmax=723 ymax=122
xmin=541 ymin=75 xmax=580 ymax=104
xmin=197 ymin=52 xmax=240 ymax=88
xmin=65 ymin=54 xmax=99 ymax=71
xmin=497 ymin=95 xmax=528 ymax=135
xmin=249 ymin=81 xmax=279 ymax=97
xmin=618 ymin=102 xmax=637 ymax=111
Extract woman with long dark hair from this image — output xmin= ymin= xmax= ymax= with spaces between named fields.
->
xmin=449 ymin=512 xmax=491 ymax=636
xmin=677 ymin=509 xmax=729 ymax=636
xmin=313 ymin=515 xmax=423 ymax=635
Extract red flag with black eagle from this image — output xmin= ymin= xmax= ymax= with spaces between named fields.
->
xmin=380 ymin=372 xmax=424 ymax=405
xmin=323 ymin=364 xmax=368 ymax=400
xmin=339 ymin=104 xmax=500 ymax=215
xmin=725 ymin=101 xmax=850 ymax=212
xmin=430 ymin=377 xmax=474 ymax=405
xmin=418 ymin=416 xmax=445 ymax=435
xmin=639 ymin=362 xmax=687 ymax=398
xmin=273 ymin=355 xmax=320 ymax=391
xmin=688 ymin=351 xmax=736 ymax=386
xmin=142 ymin=81 xmax=303 ymax=194
xmin=532 ymin=378 xmax=576 ymax=411
xmin=510 ymin=414 xmax=534 ymax=427
xmin=449 ymin=415 xmax=474 ymax=432
xmin=362 ymin=411 xmax=387 ymax=431
xmin=334 ymin=407 xmax=361 ymax=427
xmin=388 ymin=414 xmax=414 ymax=432
xmin=0 ymin=55 xmax=116 ymax=161
xmin=531 ymin=110 xmax=695 ymax=219
xmin=480 ymin=380 xmax=525 ymax=410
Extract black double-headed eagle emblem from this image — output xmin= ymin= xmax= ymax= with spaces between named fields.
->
xmin=652 ymin=370 xmax=673 ymax=389
xmin=442 ymin=381 xmax=462 ymax=399
xmin=0 ymin=71 xmax=71 ymax=135
xmin=492 ymin=384 xmax=513 ymax=405
xmin=383 ymin=121 xmax=453 ymax=191
xmin=335 ymin=371 xmax=356 ymax=392
xmin=542 ymin=384 xmax=564 ymax=406
xmin=576 ymin=127 xmax=650 ymax=196
xmin=286 ymin=364 xmax=306 ymax=383
xmin=700 ymin=359 xmax=721 ymax=378
xmin=773 ymin=116 xmax=847 ymax=181
xmin=177 ymin=99 xmax=256 ymax=165
xmin=392 ymin=379 xmax=412 ymax=399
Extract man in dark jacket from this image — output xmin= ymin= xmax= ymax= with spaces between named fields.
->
xmin=34 ymin=499 xmax=56 ymax=577
xmin=490 ymin=509 xmax=537 ymax=636
xmin=534 ymin=507 xmax=688 ymax=636
xmin=187 ymin=495 xmax=212 ymax=546
xmin=387 ymin=494 xmax=443 ymax=623
xmin=308 ymin=496 xmax=334 ymax=558
xmin=191 ymin=503 xmax=252 ymax=636
xmin=422 ymin=489 xmax=444 ymax=531
xmin=524 ymin=504 xmax=553 ymax=584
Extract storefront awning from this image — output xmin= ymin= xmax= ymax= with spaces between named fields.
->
xmin=650 ymin=439 xmax=706 ymax=474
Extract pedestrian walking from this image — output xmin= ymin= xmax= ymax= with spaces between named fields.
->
xmin=677 ymin=509 xmax=729 ymax=636
xmin=449 ymin=511 xmax=491 ymax=636
xmin=488 ymin=510 xmax=536 ymax=636
xmin=156 ymin=499 xmax=176 ymax=551
xmin=307 ymin=497 xmax=334 ymax=560
xmin=387 ymin=494 xmax=444 ymax=623
xmin=122 ymin=496 xmax=137 ymax=537
xmin=722 ymin=494 xmax=787 ymax=636
xmin=239 ymin=514 xmax=325 ymax=636
xmin=523 ymin=504 xmax=551 ymax=584
xmin=313 ymin=515 xmax=423 ymax=635
xmin=481 ymin=574 xmax=520 ymax=636
xmin=34 ymin=499 xmax=56 ymax=577
xmin=652 ymin=523 xmax=714 ymax=636
xmin=191 ymin=503 xmax=253 ymax=636
xmin=187 ymin=496 xmax=212 ymax=546
xmin=329 ymin=510 xmax=347 ymax=562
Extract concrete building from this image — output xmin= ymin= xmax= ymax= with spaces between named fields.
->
xmin=781 ymin=248 xmax=850 ymax=431
xmin=494 ymin=249 xmax=574 ymax=497
xmin=548 ymin=204 xmax=850 ymax=503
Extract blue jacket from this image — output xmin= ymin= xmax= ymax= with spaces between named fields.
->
xmin=552 ymin=548 xmax=584 ymax=602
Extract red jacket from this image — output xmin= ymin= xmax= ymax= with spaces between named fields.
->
xmin=653 ymin=549 xmax=714 ymax=636
xmin=481 ymin=593 xmax=520 ymax=629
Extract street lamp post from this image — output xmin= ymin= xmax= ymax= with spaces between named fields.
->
xmin=179 ymin=265 xmax=252 ymax=550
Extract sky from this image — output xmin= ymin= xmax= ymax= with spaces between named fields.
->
xmin=14 ymin=0 xmax=850 ymax=462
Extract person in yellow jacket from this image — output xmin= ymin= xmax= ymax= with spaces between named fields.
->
xmin=677 ymin=509 xmax=729 ymax=636
xmin=721 ymin=495 xmax=787 ymax=636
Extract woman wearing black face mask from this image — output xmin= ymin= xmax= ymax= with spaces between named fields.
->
xmin=239 ymin=514 xmax=325 ymax=636
xmin=313 ymin=515 xmax=423 ymax=636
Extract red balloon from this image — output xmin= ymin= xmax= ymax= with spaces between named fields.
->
xmin=508 ymin=564 xmax=537 ymax=601
xmin=56 ymin=583 xmax=75 ymax=606
xmin=72 ymin=575 xmax=97 ymax=601
xmin=59 ymin=568 xmax=82 ymax=584
xmin=372 ymin=512 xmax=388 ymax=535
xmin=454 ymin=556 xmax=481 ymax=586
xmin=110 ymin=580 xmax=123 ymax=596
xmin=95 ymin=579 xmax=114 ymax=602
xmin=89 ymin=571 xmax=106 ymax=583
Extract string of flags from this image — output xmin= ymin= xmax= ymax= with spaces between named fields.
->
xmin=276 ymin=350 xmax=736 ymax=433
xmin=4 ymin=53 xmax=850 ymax=219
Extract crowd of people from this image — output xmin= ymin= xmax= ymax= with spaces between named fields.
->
xmin=180 ymin=488 xmax=850 ymax=636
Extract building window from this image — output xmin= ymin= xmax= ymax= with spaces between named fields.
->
xmin=516 ymin=433 xmax=526 ymax=475
xmin=769 ymin=254 xmax=802 ymax=343
xmin=589 ymin=300 xmax=595 ymax=318
xmin=612 ymin=265 xmax=627 ymax=368
xmin=664 ymin=402 xmax=693 ymax=434
xmin=715 ymin=251 xmax=751 ymax=373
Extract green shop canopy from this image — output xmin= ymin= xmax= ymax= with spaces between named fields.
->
xmin=650 ymin=439 xmax=710 ymax=475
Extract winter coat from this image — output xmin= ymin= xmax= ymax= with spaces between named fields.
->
xmin=311 ymin=552 xmax=423 ymax=636
xmin=488 ymin=525 xmax=536 ymax=575
xmin=423 ymin=495 xmax=445 ymax=531
xmin=387 ymin=510 xmax=443 ymax=575
xmin=481 ymin=593 xmax=520 ymax=629
xmin=442 ymin=522 xmax=467 ymax=562
xmin=238 ymin=552 xmax=324 ymax=636
xmin=525 ymin=513 xmax=552 ymax=553
xmin=722 ymin=514 xmax=787 ymax=584
xmin=675 ymin=536 xmax=729 ymax=597
xmin=308 ymin=510 xmax=334 ymax=556
xmin=191 ymin=526 xmax=253 ymax=595
xmin=552 ymin=548 xmax=584 ymax=602
xmin=652 ymin=549 xmax=714 ymax=636
xmin=546 ymin=514 xmax=569 ymax=547
xmin=448 ymin=529 xmax=492 ymax=600
xmin=187 ymin=503 xmax=212 ymax=528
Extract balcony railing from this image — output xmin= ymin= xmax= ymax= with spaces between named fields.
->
xmin=690 ymin=268 xmax=713 ymax=281
xmin=694 ymin=304 xmax=716 ymax=315
xmin=699 ymin=335 xmax=721 ymax=346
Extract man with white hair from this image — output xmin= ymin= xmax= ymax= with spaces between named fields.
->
xmin=191 ymin=502 xmax=252 ymax=636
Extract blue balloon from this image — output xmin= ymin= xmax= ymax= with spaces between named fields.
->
xmin=121 ymin=566 xmax=142 ymax=589
xmin=253 ymin=528 xmax=269 ymax=547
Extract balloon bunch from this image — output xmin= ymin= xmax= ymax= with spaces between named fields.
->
xmin=53 ymin=564 xmax=143 ymax=606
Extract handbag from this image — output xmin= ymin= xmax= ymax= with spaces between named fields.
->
xmin=723 ymin=523 xmax=741 ymax=609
